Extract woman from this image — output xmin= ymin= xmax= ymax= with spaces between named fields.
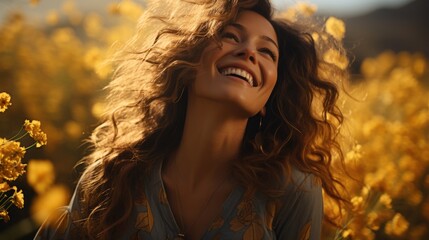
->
xmin=36 ymin=0 xmax=348 ymax=239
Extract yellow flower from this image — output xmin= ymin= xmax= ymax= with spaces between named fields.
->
xmin=0 ymin=139 xmax=26 ymax=181
xmin=323 ymin=49 xmax=349 ymax=70
xmin=367 ymin=212 xmax=381 ymax=230
xmin=27 ymin=159 xmax=55 ymax=194
xmin=31 ymin=185 xmax=70 ymax=225
xmin=107 ymin=3 xmax=121 ymax=15
xmin=345 ymin=144 xmax=362 ymax=162
xmin=12 ymin=189 xmax=24 ymax=209
xmin=279 ymin=8 xmax=297 ymax=23
xmin=351 ymin=196 xmax=364 ymax=213
xmin=91 ymin=102 xmax=106 ymax=119
xmin=23 ymin=120 xmax=48 ymax=147
xmin=51 ymin=27 xmax=76 ymax=45
xmin=83 ymin=13 xmax=103 ymax=38
xmin=0 ymin=92 xmax=12 ymax=112
xmin=379 ymin=193 xmax=392 ymax=209
xmin=279 ymin=2 xmax=317 ymax=22
xmin=0 ymin=182 xmax=11 ymax=192
xmin=385 ymin=213 xmax=409 ymax=236
xmin=30 ymin=0 xmax=40 ymax=6
xmin=84 ymin=47 xmax=102 ymax=70
xmin=114 ymin=0 xmax=144 ymax=21
xmin=412 ymin=54 xmax=426 ymax=76
xmin=0 ymin=210 xmax=10 ymax=223
xmin=342 ymin=228 xmax=354 ymax=238
xmin=45 ymin=11 xmax=59 ymax=26
xmin=296 ymin=2 xmax=318 ymax=17
xmin=325 ymin=17 xmax=346 ymax=40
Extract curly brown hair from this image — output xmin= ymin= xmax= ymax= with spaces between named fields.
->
xmin=76 ymin=0 xmax=349 ymax=238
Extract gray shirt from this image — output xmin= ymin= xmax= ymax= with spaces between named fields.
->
xmin=35 ymin=160 xmax=323 ymax=239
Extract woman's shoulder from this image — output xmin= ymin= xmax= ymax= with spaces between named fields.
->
xmin=286 ymin=165 xmax=322 ymax=193
xmin=261 ymin=165 xmax=323 ymax=220
xmin=252 ymin=165 xmax=323 ymax=215
xmin=266 ymin=166 xmax=324 ymax=239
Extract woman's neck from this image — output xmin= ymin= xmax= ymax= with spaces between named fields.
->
xmin=172 ymin=96 xmax=248 ymax=190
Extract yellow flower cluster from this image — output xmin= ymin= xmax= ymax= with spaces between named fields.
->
xmin=322 ymin=16 xmax=349 ymax=70
xmin=327 ymin=51 xmax=429 ymax=239
xmin=24 ymin=120 xmax=48 ymax=147
xmin=0 ymin=133 xmax=25 ymax=222
xmin=323 ymin=48 xmax=349 ymax=70
xmin=1 ymin=0 xmax=145 ymax=227
xmin=26 ymin=159 xmax=70 ymax=225
xmin=385 ymin=213 xmax=410 ymax=236
xmin=0 ymin=139 xmax=26 ymax=181
xmin=0 ymin=184 xmax=25 ymax=222
xmin=31 ymin=184 xmax=70 ymax=225
xmin=11 ymin=189 xmax=24 ymax=209
xmin=280 ymin=4 xmax=349 ymax=72
xmin=0 ymin=93 xmax=47 ymax=222
xmin=279 ymin=2 xmax=318 ymax=22
xmin=0 ymin=0 xmax=142 ymax=226
xmin=0 ymin=92 xmax=12 ymax=112
xmin=27 ymin=159 xmax=55 ymax=194
xmin=325 ymin=17 xmax=346 ymax=40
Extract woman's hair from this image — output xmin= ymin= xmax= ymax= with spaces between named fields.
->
xmin=77 ymin=0 xmax=349 ymax=238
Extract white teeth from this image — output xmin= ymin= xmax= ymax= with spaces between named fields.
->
xmin=220 ymin=67 xmax=254 ymax=87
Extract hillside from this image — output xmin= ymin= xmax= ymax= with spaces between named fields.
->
xmin=343 ymin=0 xmax=428 ymax=72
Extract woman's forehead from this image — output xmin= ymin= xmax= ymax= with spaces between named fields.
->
xmin=231 ymin=10 xmax=278 ymax=45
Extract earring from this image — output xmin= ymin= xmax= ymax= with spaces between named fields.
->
xmin=256 ymin=113 xmax=267 ymax=154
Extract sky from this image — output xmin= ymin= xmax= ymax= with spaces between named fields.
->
xmin=0 ymin=0 xmax=415 ymax=22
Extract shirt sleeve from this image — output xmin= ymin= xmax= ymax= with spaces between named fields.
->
xmin=34 ymin=182 xmax=83 ymax=240
xmin=273 ymin=171 xmax=323 ymax=240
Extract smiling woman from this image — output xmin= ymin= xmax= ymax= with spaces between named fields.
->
xmin=34 ymin=0 xmax=349 ymax=239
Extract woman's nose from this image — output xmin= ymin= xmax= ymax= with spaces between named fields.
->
xmin=234 ymin=44 xmax=257 ymax=64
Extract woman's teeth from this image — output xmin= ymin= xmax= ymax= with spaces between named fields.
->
xmin=220 ymin=67 xmax=254 ymax=87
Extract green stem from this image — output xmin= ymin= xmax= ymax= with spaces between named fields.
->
xmin=334 ymin=222 xmax=350 ymax=239
xmin=12 ymin=132 xmax=29 ymax=142
xmin=0 ymin=194 xmax=7 ymax=207
xmin=25 ymin=142 xmax=37 ymax=150
xmin=8 ymin=126 xmax=24 ymax=141
xmin=5 ymin=200 xmax=14 ymax=210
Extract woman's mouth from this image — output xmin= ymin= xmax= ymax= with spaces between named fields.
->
xmin=219 ymin=67 xmax=255 ymax=87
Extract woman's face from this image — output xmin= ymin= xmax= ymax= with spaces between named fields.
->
xmin=190 ymin=10 xmax=279 ymax=117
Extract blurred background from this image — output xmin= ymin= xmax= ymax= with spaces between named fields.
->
xmin=0 ymin=0 xmax=427 ymax=239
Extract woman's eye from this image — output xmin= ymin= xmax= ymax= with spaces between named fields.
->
xmin=260 ymin=48 xmax=277 ymax=61
xmin=222 ymin=32 xmax=239 ymax=42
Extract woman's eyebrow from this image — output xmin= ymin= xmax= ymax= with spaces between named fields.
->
xmin=229 ymin=23 xmax=278 ymax=49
